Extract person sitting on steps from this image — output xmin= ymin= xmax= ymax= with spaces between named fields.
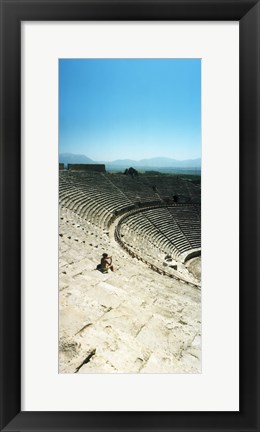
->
xmin=101 ymin=253 xmax=114 ymax=273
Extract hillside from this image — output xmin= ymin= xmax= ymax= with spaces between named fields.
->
xmin=59 ymin=153 xmax=96 ymax=167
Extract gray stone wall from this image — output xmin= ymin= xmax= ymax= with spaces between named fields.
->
xmin=68 ymin=164 xmax=106 ymax=173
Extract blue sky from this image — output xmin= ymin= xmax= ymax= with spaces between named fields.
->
xmin=59 ymin=59 xmax=201 ymax=161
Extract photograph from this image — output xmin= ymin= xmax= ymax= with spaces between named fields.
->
xmin=58 ymin=58 xmax=201 ymax=373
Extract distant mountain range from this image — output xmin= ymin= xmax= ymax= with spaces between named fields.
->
xmin=59 ymin=153 xmax=95 ymax=166
xmin=106 ymin=157 xmax=201 ymax=168
xmin=59 ymin=153 xmax=201 ymax=169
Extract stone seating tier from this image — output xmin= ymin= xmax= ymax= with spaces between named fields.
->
xmin=59 ymin=172 xmax=200 ymax=269
xmin=117 ymin=205 xmax=200 ymax=263
xmin=60 ymin=171 xmax=200 ymax=209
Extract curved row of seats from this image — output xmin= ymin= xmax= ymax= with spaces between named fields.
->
xmin=117 ymin=205 xmax=201 ymax=262
xmin=59 ymin=171 xmax=200 ymax=257
xmin=108 ymin=173 xmax=200 ymax=203
xmin=59 ymin=171 xmax=200 ymax=227
xmin=59 ymin=172 xmax=134 ymax=228
xmin=114 ymin=216 xmax=200 ymax=288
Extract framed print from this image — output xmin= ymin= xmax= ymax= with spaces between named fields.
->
xmin=0 ymin=1 xmax=260 ymax=431
xmin=22 ymin=21 xmax=239 ymax=412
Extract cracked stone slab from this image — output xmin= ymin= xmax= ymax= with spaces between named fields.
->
xmin=59 ymin=207 xmax=201 ymax=374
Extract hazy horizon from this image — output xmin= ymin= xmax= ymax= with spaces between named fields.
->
xmin=59 ymin=59 xmax=201 ymax=161
xmin=59 ymin=151 xmax=201 ymax=162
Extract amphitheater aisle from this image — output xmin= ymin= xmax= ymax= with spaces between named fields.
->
xmin=59 ymin=207 xmax=201 ymax=374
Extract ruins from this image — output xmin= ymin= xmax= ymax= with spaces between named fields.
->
xmin=67 ymin=163 xmax=106 ymax=173
xmin=59 ymin=168 xmax=201 ymax=373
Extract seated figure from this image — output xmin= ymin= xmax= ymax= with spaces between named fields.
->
xmin=100 ymin=253 xmax=114 ymax=273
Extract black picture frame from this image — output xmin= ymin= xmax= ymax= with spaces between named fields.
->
xmin=0 ymin=1 xmax=259 ymax=431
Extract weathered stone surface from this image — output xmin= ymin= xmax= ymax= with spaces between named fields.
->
xmin=59 ymin=207 xmax=201 ymax=373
